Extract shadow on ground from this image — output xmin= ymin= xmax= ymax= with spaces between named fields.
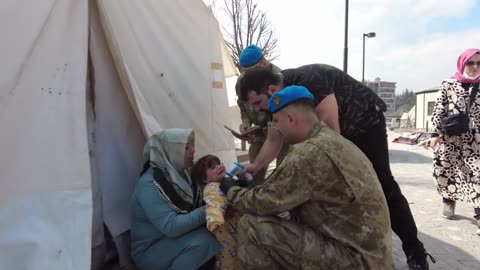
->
xmin=395 ymin=178 xmax=435 ymax=189
xmin=448 ymin=214 xmax=477 ymax=223
xmin=393 ymin=231 xmax=480 ymax=270
xmin=389 ymin=149 xmax=433 ymax=164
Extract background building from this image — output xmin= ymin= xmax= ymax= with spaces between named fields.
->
xmin=415 ymin=87 xmax=440 ymax=130
xmin=366 ymin=77 xmax=396 ymax=111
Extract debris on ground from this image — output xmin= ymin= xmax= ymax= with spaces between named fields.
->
xmin=392 ymin=131 xmax=434 ymax=146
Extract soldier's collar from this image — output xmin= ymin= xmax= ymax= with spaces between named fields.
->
xmin=308 ymin=122 xmax=326 ymax=137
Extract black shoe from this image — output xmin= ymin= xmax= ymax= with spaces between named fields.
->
xmin=406 ymin=252 xmax=435 ymax=270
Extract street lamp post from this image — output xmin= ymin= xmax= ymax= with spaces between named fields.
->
xmin=362 ymin=32 xmax=376 ymax=84
xmin=343 ymin=0 xmax=349 ymax=73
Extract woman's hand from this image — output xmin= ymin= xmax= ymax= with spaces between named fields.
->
xmin=430 ymin=137 xmax=441 ymax=150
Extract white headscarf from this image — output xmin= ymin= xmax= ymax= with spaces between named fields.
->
xmin=143 ymin=128 xmax=197 ymax=207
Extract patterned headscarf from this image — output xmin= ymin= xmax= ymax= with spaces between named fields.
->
xmin=143 ymin=128 xmax=201 ymax=213
xmin=451 ymin=48 xmax=480 ymax=83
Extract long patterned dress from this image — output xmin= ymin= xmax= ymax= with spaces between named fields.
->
xmin=431 ymin=79 xmax=480 ymax=208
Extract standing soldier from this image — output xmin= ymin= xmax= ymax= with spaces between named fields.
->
xmin=221 ymin=86 xmax=393 ymax=270
xmin=235 ymin=45 xmax=288 ymax=185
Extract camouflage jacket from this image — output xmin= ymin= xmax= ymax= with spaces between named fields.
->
xmin=227 ymin=123 xmax=393 ymax=269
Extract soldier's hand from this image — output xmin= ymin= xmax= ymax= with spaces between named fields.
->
xmin=246 ymin=134 xmax=256 ymax=144
xmin=238 ymin=179 xmax=255 ymax=189
xmin=220 ymin=177 xmax=239 ymax=194
xmin=239 ymin=121 xmax=251 ymax=132
xmin=243 ymin=163 xmax=258 ymax=176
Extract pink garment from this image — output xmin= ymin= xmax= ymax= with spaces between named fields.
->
xmin=452 ymin=48 xmax=480 ymax=83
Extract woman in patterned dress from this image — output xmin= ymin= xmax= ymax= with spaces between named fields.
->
xmin=430 ymin=48 xmax=480 ymax=235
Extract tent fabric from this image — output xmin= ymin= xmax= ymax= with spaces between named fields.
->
xmin=89 ymin=0 xmax=146 ymax=241
xmin=97 ymin=0 xmax=237 ymax=165
xmin=408 ymin=106 xmax=415 ymax=121
xmin=400 ymin=106 xmax=416 ymax=128
xmin=400 ymin=106 xmax=415 ymax=121
xmin=0 ymin=0 xmax=92 ymax=269
xmin=220 ymin=38 xmax=240 ymax=78
xmin=0 ymin=0 xmax=237 ymax=269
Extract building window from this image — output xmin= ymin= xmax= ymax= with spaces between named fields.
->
xmin=379 ymin=93 xmax=395 ymax=99
xmin=427 ymin=101 xmax=435 ymax=115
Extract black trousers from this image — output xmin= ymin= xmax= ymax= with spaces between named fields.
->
xmin=349 ymin=114 xmax=424 ymax=254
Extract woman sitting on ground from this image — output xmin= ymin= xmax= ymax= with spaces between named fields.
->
xmin=130 ymin=129 xmax=220 ymax=270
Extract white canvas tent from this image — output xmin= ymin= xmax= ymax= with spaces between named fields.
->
xmin=0 ymin=0 xmax=238 ymax=269
xmin=400 ymin=106 xmax=416 ymax=128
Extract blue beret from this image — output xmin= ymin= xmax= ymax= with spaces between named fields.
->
xmin=239 ymin=45 xmax=263 ymax=67
xmin=268 ymin=85 xmax=314 ymax=113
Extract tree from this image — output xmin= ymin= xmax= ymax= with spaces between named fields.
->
xmin=395 ymin=88 xmax=416 ymax=113
xmin=210 ymin=0 xmax=279 ymax=70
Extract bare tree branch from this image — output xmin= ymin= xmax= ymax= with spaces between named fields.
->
xmin=208 ymin=0 xmax=279 ymax=70
xmin=208 ymin=0 xmax=217 ymax=16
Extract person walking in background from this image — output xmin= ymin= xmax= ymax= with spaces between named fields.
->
xmin=430 ymin=48 xmax=480 ymax=235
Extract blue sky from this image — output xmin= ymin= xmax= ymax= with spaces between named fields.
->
xmin=426 ymin=3 xmax=479 ymax=34
xmin=204 ymin=0 xmax=480 ymax=105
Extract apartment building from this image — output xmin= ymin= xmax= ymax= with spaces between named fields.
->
xmin=366 ymin=77 xmax=396 ymax=111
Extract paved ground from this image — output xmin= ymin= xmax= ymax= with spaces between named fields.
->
xmin=262 ymin=130 xmax=480 ymax=269
xmin=387 ymin=131 xmax=480 ymax=269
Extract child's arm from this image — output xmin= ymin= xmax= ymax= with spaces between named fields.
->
xmin=203 ymin=182 xmax=227 ymax=232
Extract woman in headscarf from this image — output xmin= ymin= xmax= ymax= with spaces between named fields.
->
xmin=130 ymin=129 xmax=220 ymax=270
xmin=431 ymin=48 xmax=480 ymax=235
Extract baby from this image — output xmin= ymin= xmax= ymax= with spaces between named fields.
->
xmin=191 ymin=155 xmax=240 ymax=270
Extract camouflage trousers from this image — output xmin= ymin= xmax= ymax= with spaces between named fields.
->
xmin=248 ymin=141 xmax=290 ymax=186
xmin=236 ymin=214 xmax=365 ymax=270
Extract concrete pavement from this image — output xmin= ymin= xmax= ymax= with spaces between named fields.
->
xmin=387 ymin=131 xmax=480 ymax=269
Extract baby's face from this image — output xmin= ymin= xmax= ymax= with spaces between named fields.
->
xmin=206 ymin=162 xmax=226 ymax=182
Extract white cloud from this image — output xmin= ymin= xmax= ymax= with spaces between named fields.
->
xmin=205 ymin=0 xmax=479 ymax=94
xmin=345 ymin=0 xmax=478 ymax=91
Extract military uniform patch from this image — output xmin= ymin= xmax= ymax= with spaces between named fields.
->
xmin=273 ymin=95 xmax=281 ymax=106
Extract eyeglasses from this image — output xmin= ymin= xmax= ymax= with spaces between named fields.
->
xmin=466 ymin=61 xmax=480 ymax=67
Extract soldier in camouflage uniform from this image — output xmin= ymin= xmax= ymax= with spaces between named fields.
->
xmin=220 ymin=86 xmax=393 ymax=270
xmin=236 ymin=45 xmax=288 ymax=185
xmin=238 ymin=64 xmax=434 ymax=270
